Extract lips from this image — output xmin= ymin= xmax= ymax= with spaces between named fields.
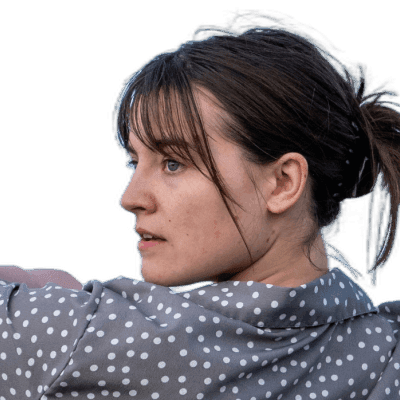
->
xmin=136 ymin=227 xmax=166 ymax=241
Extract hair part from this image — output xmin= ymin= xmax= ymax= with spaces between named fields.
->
xmin=115 ymin=12 xmax=400 ymax=286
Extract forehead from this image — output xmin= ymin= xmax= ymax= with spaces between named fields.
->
xmin=126 ymin=136 xmax=198 ymax=157
xmin=127 ymin=87 xmax=223 ymax=156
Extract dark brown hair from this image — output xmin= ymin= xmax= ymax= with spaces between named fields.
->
xmin=115 ymin=12 xmax=400 ymax=286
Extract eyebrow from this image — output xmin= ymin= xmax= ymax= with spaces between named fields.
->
xmin=127 ymin=138 xmax=197 ymax=157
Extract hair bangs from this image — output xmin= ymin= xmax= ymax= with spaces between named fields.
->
xmin=127 ymin=82 xmax=214 ymax=179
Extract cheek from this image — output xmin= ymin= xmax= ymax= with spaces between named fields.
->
xmin=168 ymin=171 xmax=249 ymax=244
xmin=173 ymin=192 xmax=231 ymax=242
xmin=213 ymin=219 xmax=223 ymax=239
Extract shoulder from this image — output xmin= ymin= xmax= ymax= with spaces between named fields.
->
xmin=376 ymin=300 xmax=400 ymax=339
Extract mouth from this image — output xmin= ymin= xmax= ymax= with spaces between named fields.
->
xmin=138 ymin=238 xmax=166 ymax=251
xmin=136 ymin=228 xmax=166 ymax=241
xmin=140 ymin=236 xmax=166 ymax=242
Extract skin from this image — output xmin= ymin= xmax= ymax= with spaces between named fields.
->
xmin=0 ymin=265 xmax=83 ymax=290
xmin=120 ymin=87 xmax=329 ymax=288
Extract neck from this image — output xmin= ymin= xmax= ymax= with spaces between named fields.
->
xmin=231 ymin=233 xmax=329 ymax=288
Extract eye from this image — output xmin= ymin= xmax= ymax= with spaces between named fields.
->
xmin=126 ymin=159 xmax=184 ymax=174
xmin=164 ymin=159 xmax=182 ymax=173
xmin=126 ymin=160 xmax=137 ymax=170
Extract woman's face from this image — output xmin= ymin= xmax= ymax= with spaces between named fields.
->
xmin=120 ymin=88 xmax=328 ymax=288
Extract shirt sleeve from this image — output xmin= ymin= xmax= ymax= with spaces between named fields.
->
xmin=369 ymin=300 xmax=400 ymax=399
xmin=0 ymin=278 xmax=102 ymax=398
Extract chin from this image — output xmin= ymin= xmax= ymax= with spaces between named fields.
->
xmin=141 ymin=269 xmax=203 ymax=288
xmin=141 ymin=268 xmax=184 ymax=287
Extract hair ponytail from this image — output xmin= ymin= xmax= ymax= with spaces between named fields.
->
xmin=352 ymin=79 xmax=400 ymax=279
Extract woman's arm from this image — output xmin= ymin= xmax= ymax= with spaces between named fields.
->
xmin=28 ymin=268 xmax=83 ymax=290
xmin=0 ymin=265 xmax=83 ymax=290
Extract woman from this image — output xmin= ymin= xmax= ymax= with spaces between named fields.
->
xmin=1 ymin=16 xmax=400 ymax=399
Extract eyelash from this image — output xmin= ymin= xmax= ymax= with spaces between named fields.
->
xmin=126 ymin=158 xmax=184 ymax=175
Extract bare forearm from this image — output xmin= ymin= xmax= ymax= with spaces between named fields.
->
xmin=28 ymin=268 xmax=83 ymax=290
xmin=0 ymin=266 xmax=82 ymax=290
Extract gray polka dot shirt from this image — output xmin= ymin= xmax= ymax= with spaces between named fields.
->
xmin=1 ymin=259 xmax=399 ymax=399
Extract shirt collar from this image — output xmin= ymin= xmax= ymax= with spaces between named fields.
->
xmin=177 ymin=262 xmax=378 ymax=329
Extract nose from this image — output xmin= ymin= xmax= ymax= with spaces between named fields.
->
xmin=120 ymin=172 xmax=157 ymax=215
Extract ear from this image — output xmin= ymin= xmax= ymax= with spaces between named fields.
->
xmin=265 ymin=152 xmax=309 ymax=215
